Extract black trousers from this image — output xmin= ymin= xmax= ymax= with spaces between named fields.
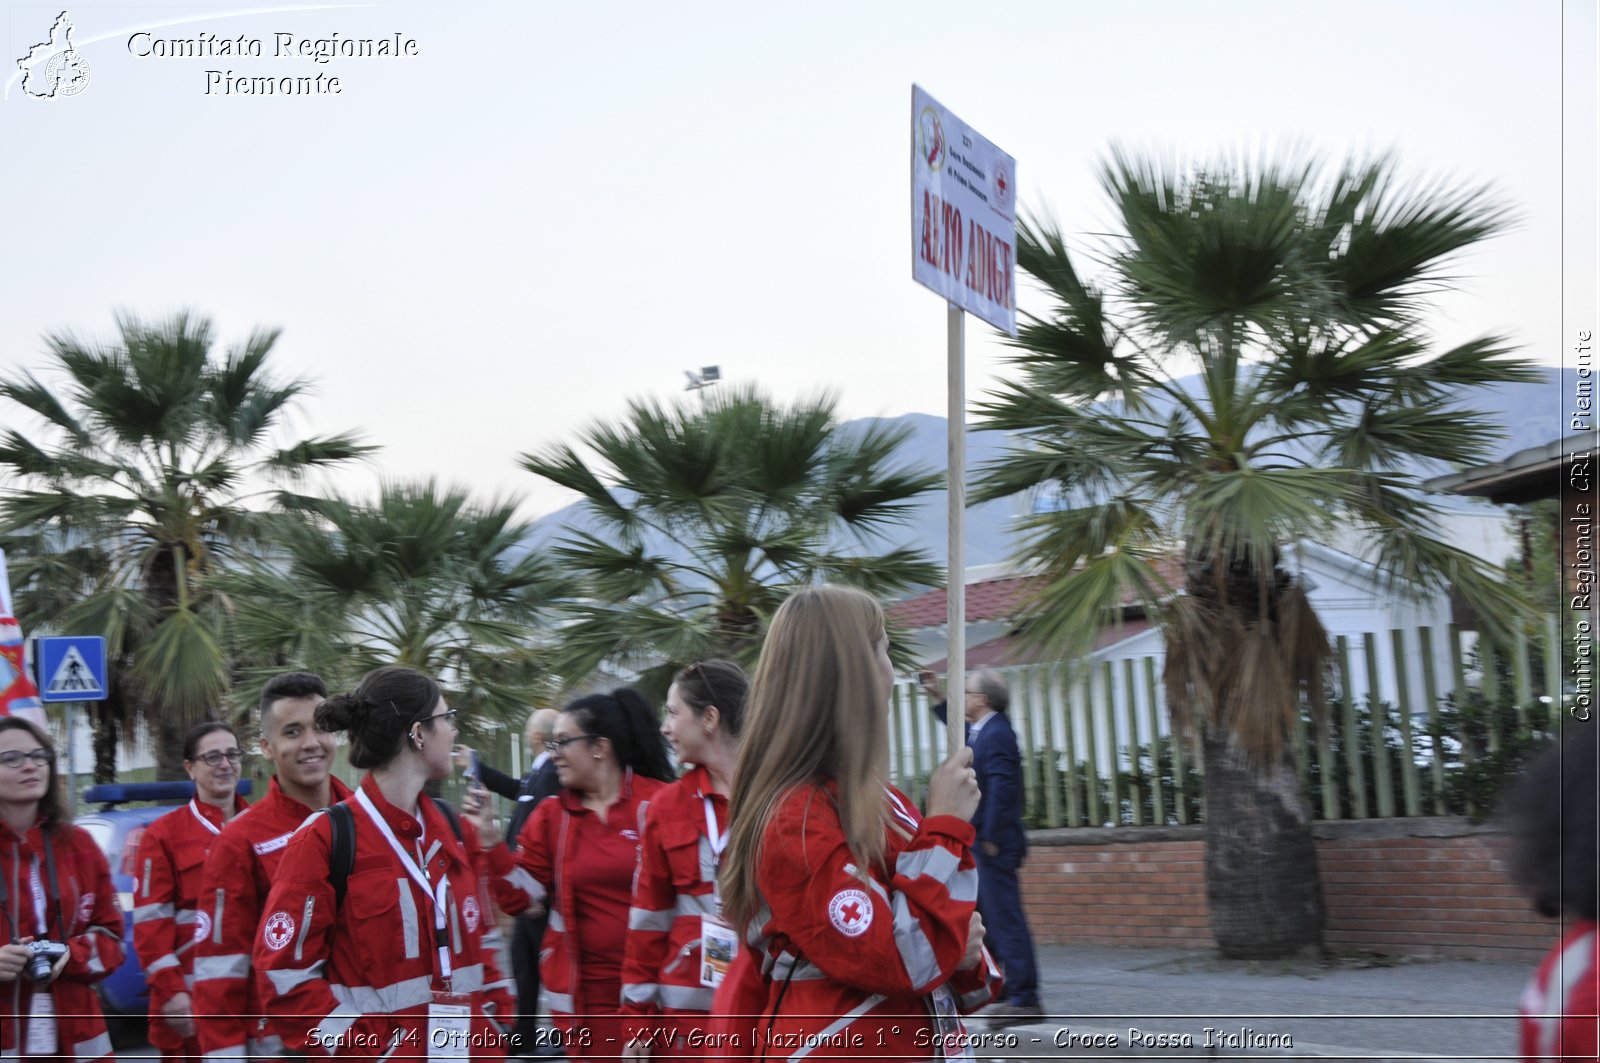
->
xmin=510 ymin=908 xmax=550 ymax=1052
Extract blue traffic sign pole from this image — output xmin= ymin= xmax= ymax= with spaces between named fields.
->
xmin=34 ymin=636 xmax=109 ymax=816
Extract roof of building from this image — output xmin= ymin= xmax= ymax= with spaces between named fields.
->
xmin=888 ymin=557 xmax=1185 ymax=632
xmin=917 ymin=617 xmax=1157 ymax=672
xmin=1424 ymin=432 xmax=1596 ymax=504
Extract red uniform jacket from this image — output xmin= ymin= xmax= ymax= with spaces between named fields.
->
xmin=620 ymin=766 xmax=725 ymax=1050
xmin=253 ymin=776 xmax=516 ymax=1060
xmin=0 ymin=819 xmax=125 ymax=1062
xmin=484 ymin=772 xmax=665 ymax=1032
xmin=1520 ymin=920 xmax=1598 ymax=1062
xmin=133 ymin=794 xmax=248 ymax=1053
xmin=713 ymin=783 xmax=1000 ymax=1062
xmin=194 ymin=774 xmax=353 ymax=1061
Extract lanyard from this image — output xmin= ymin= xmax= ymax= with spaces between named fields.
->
xmin=702 ymin=794 xmax=727 ymax=906
xmin=28 ymin=858 xmax=46 ymax=936
xmin=188 ymin=799 xmax=220 ymax=836
xmin=701 ymin=796 xmax=727 ymax=863
xmin=354 ymin=788 xmax=454 ymax=983
xmin=885 ymin=788 xmax=919 ymax=832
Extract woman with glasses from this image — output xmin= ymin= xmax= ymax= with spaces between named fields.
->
xmin=253 ymin=665 xmax=515 ymax=1060
xmin=716 ymin=586 xmax=1001 ymax=1061
xmin=0 ymin=716 xmax=125 ymax=1062
xmin=133 ymin=721 xmax=249 ymax=1061
xmin=467 ymin=688 xmax=674 ymax=1061
xmin=619 ymin=660 xmax=748 ymax=1059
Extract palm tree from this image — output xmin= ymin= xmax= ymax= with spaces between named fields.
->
xmin=0 ymin=311 xmax=372 ymax=778
xmin=520 ymin=386 xmax=943 ymax=694
xmin=974 ymin=152 xmax=1538 ymax=958
xmin=224 ymin=481 xmax=568 ymax=734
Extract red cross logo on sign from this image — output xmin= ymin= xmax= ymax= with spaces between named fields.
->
xmin=828 ymin=888 xmax=872 ymax=937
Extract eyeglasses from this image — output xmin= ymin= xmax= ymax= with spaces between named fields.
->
xmin=424 ymin=710 xmax=458 ymax=725
xmin=190 ymin=750 xmax=244 ymax=768
xmin=0 ymin=749 xmax=53 ymax=769
xmin=544 ymin=735 xmax=595 ymax=754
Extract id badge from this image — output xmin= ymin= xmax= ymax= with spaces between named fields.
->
xmin=928 ymin=985 xmax=973 ymax=1061
xmin=427 ymin=992 xmax=473 ymax=1061
xmin=699 ymin=915 xmax=739 ymax=988
xmin=26 ymin=989 xmax=58 ymax=1055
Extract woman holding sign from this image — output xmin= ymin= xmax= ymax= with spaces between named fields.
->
xmin=716 ymin=586 xmax=1002 ymax=1061
xmin=620 ymin=660 xmax=749 ymax=1059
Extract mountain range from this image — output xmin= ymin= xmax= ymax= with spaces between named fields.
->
xmin=526 ymin=368 xmax=1578 ymax=571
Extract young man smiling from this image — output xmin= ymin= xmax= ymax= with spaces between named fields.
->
xmin=192 ymin=672 xmax=352 ymax=1061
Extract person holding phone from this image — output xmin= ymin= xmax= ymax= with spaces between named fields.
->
xmin=452 ymin=707 xmax=562 ymax=1054
xmin=466 ymin=689 xmax=675 ymax=1061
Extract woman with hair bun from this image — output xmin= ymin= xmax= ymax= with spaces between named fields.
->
xmin=621 ymin=660 xmax=749 ymax=1059
xmin=715 ymin=585 xmax=1002 ymax=1061
xmin=253 ymin=665 xmax=515 ymax=1060
xmin=467 ymin=687 xmax=674 ymax=1061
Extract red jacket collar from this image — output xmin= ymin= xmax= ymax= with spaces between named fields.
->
xmin=191 ymin=793 xmax=249 ymax=829
xmin=557 ymin=767 xmax=638 ymax=813
xmin=267 ymin=772 xmax=354 ymax=815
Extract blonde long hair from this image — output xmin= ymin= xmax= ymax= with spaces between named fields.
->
xmin=720 ymin=585 xmax=891 ymax=929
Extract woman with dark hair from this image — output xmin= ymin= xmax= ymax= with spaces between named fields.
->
xmin=133 ymin=720 xmax=247 ymax=1061
xmin=621 ymin=661 xmax=749 ymax=1059
xmin=1505 ymin=727 xmax=1599 ymax=1061
xmin=0 ymin=716 xmax=124 ymax=1061
xmin=715 ymin=586 xmax=1001 ymax=1061
xmin=468 ymin=687 xmax=674 ymax=1061
xmin=253 ymin=665 xmax=515 ymax=1060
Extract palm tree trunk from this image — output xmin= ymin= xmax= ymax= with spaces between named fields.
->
xmin=92 ymin=701 xmax=119 ymax=785
xmin=1201 ymin=726 xmax=1326 ymax=958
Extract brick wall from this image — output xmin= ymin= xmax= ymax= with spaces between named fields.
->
xmin=1020 ymin=818 xmax=1559 ymax=961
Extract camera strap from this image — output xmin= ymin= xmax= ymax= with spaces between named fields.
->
xmin=41 ymin=829 xmax=65 ymax=942
xmin=0 ymin=830 xmax=64 ymax=942
xmin=0 ymin=851 xmax=14 ymax=942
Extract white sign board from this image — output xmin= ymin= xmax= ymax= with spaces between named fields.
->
xmin=910 ymin=85 xmax=1018 ymax=336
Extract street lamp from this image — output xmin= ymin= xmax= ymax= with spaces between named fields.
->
xmin=684 ymin=366 xmax=721 ymax=404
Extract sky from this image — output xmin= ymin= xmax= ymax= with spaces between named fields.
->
xmin=2 ymin=0 xmax=1595 ymax=520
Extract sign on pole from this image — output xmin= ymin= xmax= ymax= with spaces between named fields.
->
xmin=910 ymin=86 xmax=1018 ymax=757
xmin=910 ymin=85 xmax=1018 ymax=337
xmin=36 ymin=636 xmax=108 ymax=703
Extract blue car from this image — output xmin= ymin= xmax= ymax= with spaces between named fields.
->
xmin=74 ymin=780 xmax=252 ymax=1017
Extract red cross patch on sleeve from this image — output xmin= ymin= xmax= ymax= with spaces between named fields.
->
xmin=828 ymin=888 xmax=872 ymax=937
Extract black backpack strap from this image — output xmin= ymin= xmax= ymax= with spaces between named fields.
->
xmin=327 ymin=803 xmax=356 ymax=909
xmin=433 ymin=800 xmax=465 ymax=846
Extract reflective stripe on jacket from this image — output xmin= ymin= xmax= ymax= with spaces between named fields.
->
xmin=620 ymin=766 xmax=725 ymax=1046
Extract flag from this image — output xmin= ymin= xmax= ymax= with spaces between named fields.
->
xmin=0 ymin=549 xmax=48 ymax=727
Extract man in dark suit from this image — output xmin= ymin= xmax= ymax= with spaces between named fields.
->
xmin=924 ymin=668 xmax=1042 ymax=1025
xmin=455 ymin=707 xmax=562 ymax=1054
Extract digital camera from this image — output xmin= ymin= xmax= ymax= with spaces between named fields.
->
xmin=25 ymin=940 xmax=68 ymax=982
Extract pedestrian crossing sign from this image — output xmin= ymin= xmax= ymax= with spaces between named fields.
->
xmin=35 ymin=636 xmax=107 ymax=703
